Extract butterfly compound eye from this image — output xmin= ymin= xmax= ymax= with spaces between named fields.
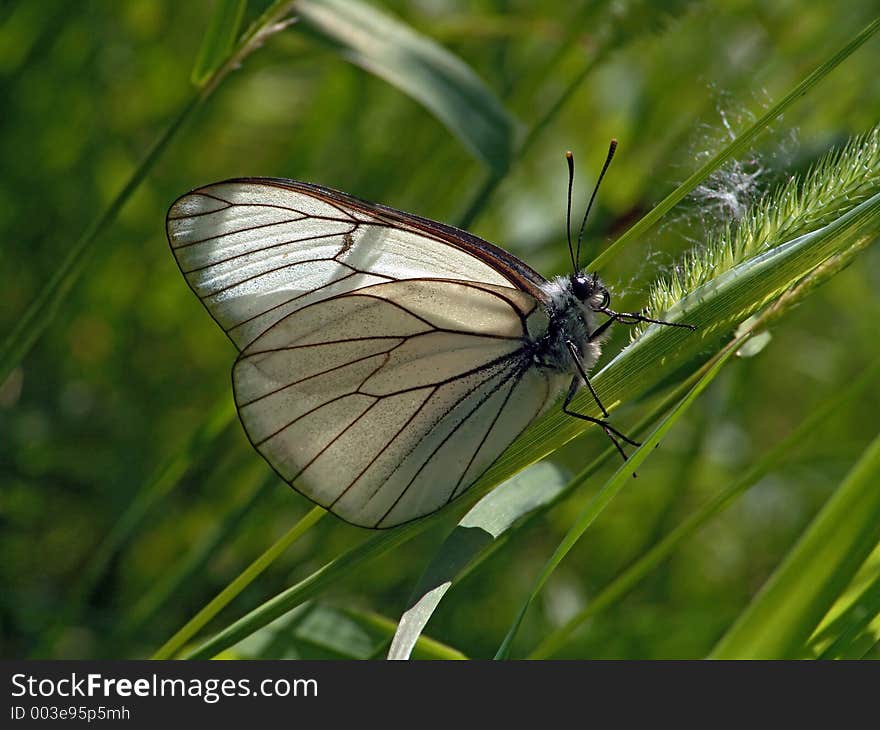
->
xmin=571 ymin=275 xmax=593 ymax=301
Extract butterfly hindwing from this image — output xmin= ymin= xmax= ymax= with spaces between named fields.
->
xmin=233 ymin=278 xmax=560 ymax=527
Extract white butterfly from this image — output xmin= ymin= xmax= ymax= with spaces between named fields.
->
xmin=166 ymin=146 xmax=690 ymax=528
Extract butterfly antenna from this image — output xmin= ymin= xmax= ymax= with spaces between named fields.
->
xmin=565 ymin=151 xmax=577 ymax=272
xmin=575 ymin=139 xmax=617 ymax=270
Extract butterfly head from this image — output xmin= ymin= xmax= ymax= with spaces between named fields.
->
xmin=570 ymin=271 xmax=610 ymax=311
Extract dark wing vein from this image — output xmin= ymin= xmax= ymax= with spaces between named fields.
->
xmin=447 ymin=368 xmax=523 ymax=503
xmin=241 ymin=340 xmax=403 ymax=414
xmin=187 ymin=234 xmax=352 ymax=278
xmin=236 ymin=178 xmax=550 ymax=298
xmin=375 ymin=360 xmax=528 ymax=527
xmin=171 ymin=215 xmax=308 ymax=249
xmin=330 ymin=356 xmax=524 ymax=518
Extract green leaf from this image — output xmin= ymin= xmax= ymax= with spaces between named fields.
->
xmin=710 ymin=429 xmax=880 ymax=659
xmin=495 ymin=338 xmax=743 ymax=659
xmin=295 ymin=0 xmax=518 ymax=174
xmin=191 ymin=0 xmax=247 ymax=87
xmin=387 ymin=462 xmax=568 ymax=660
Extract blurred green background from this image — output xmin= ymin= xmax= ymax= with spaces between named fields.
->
xmin=2 ymin=0 xmax=879 ymax=659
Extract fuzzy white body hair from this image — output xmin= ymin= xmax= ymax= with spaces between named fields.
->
xmin=536 ymin=274 xmax=609 ymax=377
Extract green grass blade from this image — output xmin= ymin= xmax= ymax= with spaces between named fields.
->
xmin=710 ymin=429 xmax=880 ymax=659
xmin=35 ymin=399 xmax=236 ymax=656
xmin=0 ymin=0 xmax=297 ymax=385
xmin=807 ymin=543 xmax=880 ymax=658
xmin=152 ymin=505 xmax=326 ymax=659
xmin=494 ymin=338 xmax=742 ymax=659
xmin=191 ymin=0 xmax=247 ymax=86
xmin=387 ymin=463 xmax=569 ymax=660
xmin=219 ymin=602 xmax=466 ymax=660
xmin=529 ymin=359 xmax=880 ymax=658
xmin=815 ymin=570 xmax=880 ymax=659
xmin=588 ymin=16 xmax=880 ymax=271
xmin=117 ymin=464 xmax=272 ymax=641
xmin=360 ymin=610 xmax=467 ymax=660
xmin=295 ymin=0 xmax=518 ymax=174
xmin=0 ymin=94 xmax=199 ymax=387
xmin=635 ymin=126 xmax=880 ymax=336
xmin=181 ymin=509 xmax=458 ymax=659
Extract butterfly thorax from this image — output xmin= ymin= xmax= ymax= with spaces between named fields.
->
xmin=534 ymin=273 xmax=608 ymax=375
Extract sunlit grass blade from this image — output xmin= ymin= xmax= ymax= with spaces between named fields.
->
xmin=218 ymin=602 xmax=466 ymax=660
xmin=117 ymin=463 xmax=272 ymax=642
xmin=529 ymin=359 xmax=880 ymax=658
xmin=588 ymin=16 xmax=880 ymax=271
xmin=0 ymin=0 xmax=297 ymax=385
xmin=387 ymin=463 xmax=569 ymax=660
xmin=813 ymin=568 xmax=880 ymax=659
xmin=296 ymin=0 xmax=518 ymax=174
xmin=710 ymin=429 xmax=880 ymax=659
xmin=191 ymin=0 xmax=247 ymax=86
xmin=808 ymin=543 xmax=880 ymax=659
xmin=495 ymin=338 xmax=742 ymax=659
xmin=35 ymin=399 xmax=235 ymax=656
xmin=153 ymin=504 xmax=326 ymax=659
xmin=361 ymin=610 xmax=467 ymax=660
xmin=181 ymin=508 xmax=456 ymax=659
xmin=635 ymin=126 xmax=880 ymax=336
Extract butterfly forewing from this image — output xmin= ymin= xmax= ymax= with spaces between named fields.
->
xmin=166 ymin=179 xmax=545 ymax=351
xmin=167 ymin=179 xmax=563 ymax=528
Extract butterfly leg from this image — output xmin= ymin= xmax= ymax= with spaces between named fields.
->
xmin=565 ymin=340 xmax=609 ymax=417
xmin=562 ymin=342 xmax=641 ymax=464
xmin=587 ymin=314 xmax=618 ymax=341
xmin=596 ymin=306 xmax=696 ymax=330
xmin=561 ymin=377 xmax=639 ymax=463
